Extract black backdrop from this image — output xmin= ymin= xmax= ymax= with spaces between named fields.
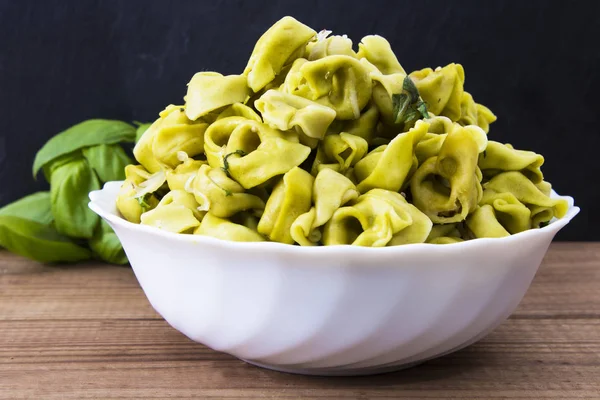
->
xmin=0 ymin=0 xmax=598 ymax=240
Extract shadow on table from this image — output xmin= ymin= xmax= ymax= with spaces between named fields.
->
xmin=254 ymin=346 xmax=495 ymax=388
xmin=175 ymin=340 xmax=503 ymax=392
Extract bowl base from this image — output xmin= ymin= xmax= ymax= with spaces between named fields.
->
xmin=239 ymin=358 xmax=425 ymax=376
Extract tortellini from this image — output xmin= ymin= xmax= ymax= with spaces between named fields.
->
xmin=482 ymin=171 xmax=568 ymax=228
xmin=140 ymin=190 xmax=202 ymax=233
xmin=195 ymin=212 xmax=265 ymax=242
xmin=217 ymin=103 xmax=262 ymax=122
xmin=291 ymin=169 xmax=359 ymax=245
xmin=357 ymin=35 xmax=406 ymax=75
xmin=410 ymin=63 xmax=497 ymax=132
xmin=410 ymin=63 xmax=465 ymax=121
xmin=116 ymin=165 xmax=161 ymax=224
xmin=466 ymin=205 xmax=510 ymax=239
xmin=134 ymin=105 xmax=207 ymax=173
xmin=464 ymin=172 xmax=569 ymax=238
xmin=185 ymin=73 xmax=249 ymax=121
xmin=321 ymin=133 xmax=368 ymax=173
xmin=203 ymin=116 xmax=311 ymax=188
xmin=255 ymin=89 xmax=336 ymax=142
xmin=426 ymin=224 xmax=463 ymax=244
xmin=306 ymin=33 xmax=356 ymax=60
xmin=323 ymin=189 xmax=432 ymax=246
xmin=414 ymin=116 xmax=454 ymax=163
xmin=116 ymin=16 xmax=568 ymax=246
xmin=355 ymin=120 xmax=429 ymax=193
xmin=258 ymin=167 xmax=314 ymax=244
xmin=343 ymin=102 xmax=379 ymax=144
xmin=479 ymin=141 xmax=544 ymax=183
xmin=283 ymin=55 xmax=372 ymax=119
xmin=411 ymin=123 xmax=487 ymax=223
xmin=166 ymin=157 xmax=206 ymax=191
xmin=191 ymin=164 xmax=265 ymax=218
xmin=243 ymin=16 xmax=316 ymax=92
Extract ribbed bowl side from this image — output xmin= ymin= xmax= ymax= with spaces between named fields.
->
xmin=90 ymin=181 xmax=579 ymax=376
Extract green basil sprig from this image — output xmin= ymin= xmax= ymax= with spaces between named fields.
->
xmin=33 ymin=119 xmax=136 ymax=178
xmin=0 ymin=192 xmax=91 ymax=263
xmin=50 ymin=155 xmax=102 ymax=239
xmin=89 ymin=220 xmax=128 ymax=265
xmin=0 ymin=118 xmax=148 ymax=265
xmin=392 ymin=76 xmax=430 ymax=126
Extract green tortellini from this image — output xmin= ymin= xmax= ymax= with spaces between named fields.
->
xmin=357 ymin=35 xmax=405 ymax=75
xmin=185 ymin=73 xmax=249 ymax=121
xmin=283 ymin=55 xmax=372 ymax=119
xmin=342 ymin=102 xmax=379 ymax=144
xmin=410 ymin=63 xmax=465 ymax=121
xmin=204 ymin=116 xmax=311 ymax=188
xmin=255 ymin=89 xmax=337 ymax=142
xmin=466 ymin=205 xmax=510 ymax=238
xmin=365 ymin=67 xmax=407 ymax=126
xmin=191 ymin=164 xmax=265 ymax=218
xmin=411 ymin=124 xmax=487 ymax=223
xmin=479 ymin=141 xmax=544 ymax=183
xmin=321 ymin=133 xmax=368 ymax=173
xmin=426 ymin=224 xmax=464 ymax=244
xmin=291 ymin=168 xmax=359 ymax=245
xmin=536 ymin=180 xmax=553 ymax=197
xmin=482 ymin=171 xmax=568 ymax=227
xmin=410 ymin=63 xmax=497 ymax=133
xmin=116 ymin=165 xmax=160 ymax=223
xmin=134 ymin=105 xmax=207 ymax=173
xmin=217 ymin=103 xmax=262 ymax=122
xmin=243 ymin=16 xmax=316 ymax=92
xmin=414 ymin=116 xmax=454 ymax=163
xmin=166 ymin=157 xmax=206 ymax=191
xmin=355 ymin=120 xmax=429 ymax=193
xmin=479 ymin=190 xmax=532 ymax=234
xmin=258 ymin=167 xmax=314 ymax=244
xmin=323 ymin=189 xmax=432 ymax=246
xmin=116 ymin=16 xmax=570 ymax=247
xmin=140 ymin=190 xmax=201 ymax=233
xmin=463 ymin=171 xmax=568 ymax=239
xmin=457 ymin=92 xmax=497 ymax=133
xmin=195 ymin=212 xmax=265 ymax=242
xmin=306 ymin=33 xmax=357 ymax=60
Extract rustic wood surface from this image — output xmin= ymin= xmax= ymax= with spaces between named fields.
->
xmin=1 ymin=242 xmax=599 ymax=399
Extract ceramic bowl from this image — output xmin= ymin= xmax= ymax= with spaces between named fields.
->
xmin=88 ymin=181 xmax=579 ymax=376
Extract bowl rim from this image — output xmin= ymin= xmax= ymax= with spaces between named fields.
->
xmin=89 ymin=180 xmax=580 ymax=256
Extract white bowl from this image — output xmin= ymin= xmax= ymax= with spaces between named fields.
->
xmin=89 ymin=181 xmax=579 ymax=376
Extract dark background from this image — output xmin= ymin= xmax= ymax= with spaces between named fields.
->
xmin=0 ymin=0 xmax=598 ymax=240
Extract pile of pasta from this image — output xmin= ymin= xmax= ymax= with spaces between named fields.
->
xmin=116 ymin=16 xmax=568 ymax=246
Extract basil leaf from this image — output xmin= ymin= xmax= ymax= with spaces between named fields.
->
xmin=416 ymin=101 xmax=430 ymax=119
xmin=392 ymin=93 xmax=410 ymax=124
xmin=42 ymin=151 xmax=82 ymax=183
xmin=135 ymin=122 xmax=153 ymax=144
xmin=51 ymin=157 xmax=101 ymax=239
xmin=82 ymin=144 xmax=132 ymax=183
xmin=402 ymin=75 xmax=420 ymax=102
xmin=222 ymin=150 xmax=247 ymax=178
xmin=33 ymin=120 xmax=136 ymax=177
xmin=89 ymin=220 xmax=128 ymax=265
xmin=137 ymin=193 xmax=153 ymax=214
xmin=0 ymin=191 xmax=53 ymax=225
xmin=392 ymin=76 xmax=430 ymax=125
xmin=0 ymin=215 xmax=91 ymax=263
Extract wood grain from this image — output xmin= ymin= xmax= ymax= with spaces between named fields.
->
xmin=1 ymin=242 xmax=599 ymax=399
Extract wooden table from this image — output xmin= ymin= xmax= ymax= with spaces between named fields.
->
xmin=1 ymin=243 xmax=599 ymax=399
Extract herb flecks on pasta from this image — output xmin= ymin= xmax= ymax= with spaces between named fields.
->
xmin=116 ymin=16 xmax=568 ymax=246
